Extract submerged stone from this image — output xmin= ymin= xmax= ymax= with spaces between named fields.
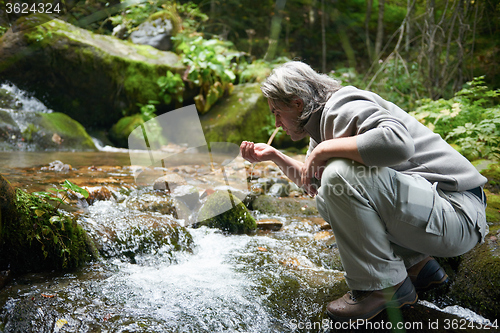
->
xmin=195 ymin=190 xmax=257 ymax=234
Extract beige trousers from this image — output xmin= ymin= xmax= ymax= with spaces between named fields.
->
xmin=315 ymin=159 xmax=488 ymax=291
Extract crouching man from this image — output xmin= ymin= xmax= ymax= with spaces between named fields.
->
xmin=240 ymin=61 xmax=488 ymax=321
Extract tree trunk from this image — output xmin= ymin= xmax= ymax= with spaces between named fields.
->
xmin=374 ymin=0 xmax=385 ymax=59
xmin=321 ymin=0 xmax=327 ymax=72
xmin=365 ymin=0 xmax=373 ymax=61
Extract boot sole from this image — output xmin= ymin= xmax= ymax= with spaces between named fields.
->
xmin=326 ymin=292 xmax=418 ymax=322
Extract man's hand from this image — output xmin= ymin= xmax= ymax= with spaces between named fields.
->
xmin=240 ymin=141 xmax=276 ymax=163
xmin=301 ymin=147 xmax=327 ymax=196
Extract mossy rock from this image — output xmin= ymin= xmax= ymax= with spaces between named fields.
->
xmin=196 ymin=190 xmax=256 ymax=234
xmin=446 ymin=238 xmax=500 ymax=321
xmin=0 ymin=110 xmax=96 ymax=151
xmin=480 ymin=162 xmax=500 ymax=194
xmin=0 ymin=174 xmax=96 ymax=272
xmin=250 ymin=195 xmax=318 ymax=216
xmin=199 ymin=82 xmax=309 ymax=148
xmin=109 ymin=113 xmax=145 ymax=148
xmin=485 ymin=190 xmax=500 ymax=225
xmin=0 ymin=15 xmax=183 ymax=129
xmin=199 ymin=83 xmax=270 ymax=144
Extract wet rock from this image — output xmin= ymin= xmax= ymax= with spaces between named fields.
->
xmin=125 ymin=192 xmax=178 ymax=217
xmin=40 ymin=160 xmax=72 ymax=172
xmin=153 ymin=173 xmax=187 ymax=191
xmin=85 ymin=186 xmax=113 ymax=205
xmin=250 ymin=195 xmax=319 ymax=216
xmin=0 ymin=270 xmax=11 ymax=290
xmin=82 ymin=202 xmax=193 ymax=263
xmin=0 ymin=15 xmax=183 ymax=129
xmin=268 ymin=183 xmax=290 ymax=197
xmin=130 ymin=14 xmax=177 ymax=51
xmin=0 ymin=110 xmax=97 ymax=151
xmin=443 ymin=237 xmax=500 ymax=321
xmin=303 ymin=216 xmax=331 ymax=230
xmin=172 ymin=185 xmax=200 ymax=210
xmin=195 ymin=190 xmax=257 ymax=234
xmin=0 ymin=87 xmax=22 ymax=110
xmin=256 ymin=218 xmax=283 ymax=231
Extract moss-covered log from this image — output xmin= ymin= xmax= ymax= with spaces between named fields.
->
xmin=0 ymin=174 xmax=96 ymax=272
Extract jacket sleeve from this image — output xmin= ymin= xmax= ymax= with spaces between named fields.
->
xmin=322 ymin=95 xmax=415 ymax=167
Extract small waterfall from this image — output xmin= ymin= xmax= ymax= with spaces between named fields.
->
xmin=0 ymin=82 xmax=53 ymax=113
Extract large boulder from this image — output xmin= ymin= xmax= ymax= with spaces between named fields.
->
xmin=0 ymin=15 xmax=184 ymax=130
xmin=199 ymin=82 xmax=309 ymax=148
xmin=0 ymin=109 xmax=96 ymax=151
xmin=199 ymin=83 xmax=271 ymax=144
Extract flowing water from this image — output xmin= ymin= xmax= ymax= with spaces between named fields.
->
xmin=0 ymin=85 xmax=495 ymax=332
xmin=0 ymin=150 xmax=347 ymax=333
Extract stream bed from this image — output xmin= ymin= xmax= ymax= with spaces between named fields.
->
xmin=0 ymin=151 xmax=496 ymax=333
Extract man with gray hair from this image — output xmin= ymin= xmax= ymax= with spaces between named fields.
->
xmin=240 ymin=61 xmax=488 ymax=322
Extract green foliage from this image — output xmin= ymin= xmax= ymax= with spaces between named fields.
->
xmin=157 ymin=71 xmax=185 ymax=104
xmin=8 ymin=187 xmax=92 ymax=271
xmin=174 ymin=35 xmax=238 ymax=112
xmin=137 ymin=100 xmax=159 ymax=121
xmin=239 ymin=57 xmax=290 ymax=84
xmin=411 ymin=77 xmax=500 ymax=161
xmin=33 ymin=180 xmax=89 ymax=210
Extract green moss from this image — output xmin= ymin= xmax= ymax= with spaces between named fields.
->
xmin=123 ymin=62 xmax=161 ymax=102
xmin=2 ymin=16 xmax=183 ymax=129
xmin=109 ymin=114 xmax=145 ymax=148
xmin=200 ymin=83 xmax=271 ymax=144
xmin=0 ymin=182 xmax=95 ymax=272
xmin=449 ymin=241 xmax=500 ymax=320
xmin=485 ymin=190 xmax=500 ymax=224
xmin=481 ymin=163 xmax=500 ymax=194
xmin=196 ymin=190 xmax=257 ymax=234
xmin=40 ymin=112 xmax=96 ymax=150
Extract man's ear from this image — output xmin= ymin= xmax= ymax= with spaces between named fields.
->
xmin=293 ymin=98 xmax=304 ymax=111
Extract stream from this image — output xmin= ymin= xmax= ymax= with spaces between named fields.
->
xmin=0 ymin=150 xmax=347 ymax=332
xmin=0 ymin=150 xmax=496 ymax=333
xmin=0 ymin=85 xmax=495 ymax=332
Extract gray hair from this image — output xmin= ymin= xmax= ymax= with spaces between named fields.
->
xmin=261 ymin=61 xmax=342 ymax=125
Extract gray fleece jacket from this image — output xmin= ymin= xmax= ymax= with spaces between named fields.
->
xmin=304 ymin=86 xmax=487 ymax=191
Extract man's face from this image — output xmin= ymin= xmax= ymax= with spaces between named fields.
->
xmin=268 ymin=99 xmax=307 ymax=141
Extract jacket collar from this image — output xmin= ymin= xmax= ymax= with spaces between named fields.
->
xmin=303 ymin=108 xmax=323 ymax=143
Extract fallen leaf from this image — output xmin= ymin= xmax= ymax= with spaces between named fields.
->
xmin=257 ymin=247 xmax=267 ymax=252
xmin=55 ymin=318 xmax=68 ymax=328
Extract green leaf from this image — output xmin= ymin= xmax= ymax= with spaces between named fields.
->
xmin=49 ymin=216 xmax=61 ymax=224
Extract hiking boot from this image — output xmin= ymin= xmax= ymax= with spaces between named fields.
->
xmin=326 ymin=276 xmax=417 ymax=322
xmin=407 ymin=257 xmax=449 ymax=293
